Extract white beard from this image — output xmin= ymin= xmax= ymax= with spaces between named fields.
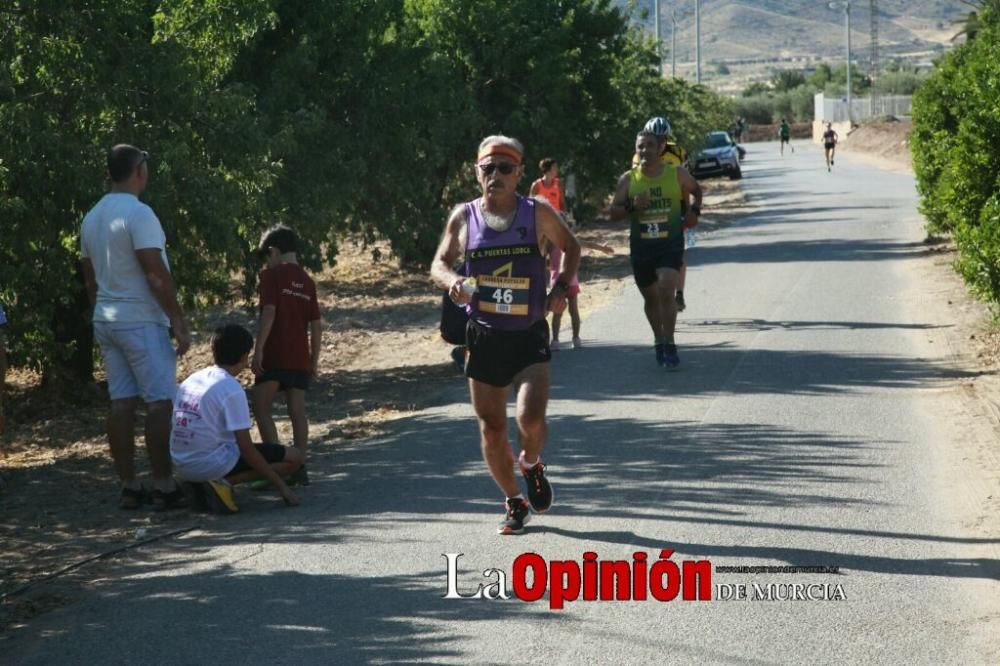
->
xmin=481 ymin=202 xmax=516 ymax=232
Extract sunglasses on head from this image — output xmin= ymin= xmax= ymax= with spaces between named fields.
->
xmin=477 ymin=161 xmax=517 ymax=176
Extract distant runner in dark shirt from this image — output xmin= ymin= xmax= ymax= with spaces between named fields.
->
xmin=823 ymin=123 xmax=839 ymax=172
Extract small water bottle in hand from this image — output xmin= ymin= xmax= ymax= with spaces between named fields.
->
xmin=460 ymin=278 xmax=478 ymax=295
xmin=685 ymin=228 xmax=697 ymax=249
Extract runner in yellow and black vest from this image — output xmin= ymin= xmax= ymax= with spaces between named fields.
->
xmin=634 ymin=116 xmax=692 ymax=312
xmin=610 ymin=129 xmax=702 ymax=369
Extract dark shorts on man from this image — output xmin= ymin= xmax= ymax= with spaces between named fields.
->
xmin=255 ymin=368 xmax=310 ymax=391
xmin=227 ymin=442 xmax=288 ymax=476
xmin=824 ymin=143 xmax=835 ymax=150
xmin=465 ymin=319 xmax=551 ymax=387
xmin=631 ymin=250 xmax=685 ymax=289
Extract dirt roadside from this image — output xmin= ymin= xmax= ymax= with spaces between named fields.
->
xmin=839 ymin=120 xmax=914 ymax=173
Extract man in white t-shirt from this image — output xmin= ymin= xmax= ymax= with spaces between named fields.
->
xmin=81 ymin=144 xmax=192 ymax=511
xmin=171 ymin=324 xmax=302 ymax=512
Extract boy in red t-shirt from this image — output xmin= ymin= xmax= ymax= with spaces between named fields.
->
xmin=252 ymin=225 xmax=322 ymax=485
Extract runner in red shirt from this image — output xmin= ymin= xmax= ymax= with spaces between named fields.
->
xmin=252 ymin=225 xmax=322 ymax=485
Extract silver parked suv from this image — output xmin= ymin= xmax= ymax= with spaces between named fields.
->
xmin=691 ymin=131 xmax=742 ymax=180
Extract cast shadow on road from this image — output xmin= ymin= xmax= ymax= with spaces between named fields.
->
xmin=694 ymin=237 xmax=933 ymax=266
xmin=535 ymin=527 xmax=1000 ymax=582
xmin=686 ymin=317 xmax=947 ymax=334
xmin=547 ymin=340 xmax=978 ymax=399
xmin=6 ymin=564 xmax=561 ymax=664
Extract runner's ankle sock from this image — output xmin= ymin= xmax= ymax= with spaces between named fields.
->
xmin=522 ymin=457 xmax=539 ymax=469
xmin=506 ymin=494 xmax=525 ymax=502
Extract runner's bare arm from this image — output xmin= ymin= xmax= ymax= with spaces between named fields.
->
xmin=536 ymin=202 xmax=580 ymax=286
xmin=608 ymin=171 xmax=634 ymax=222
xmin=430 ymin=204 xmax=472 ymax=304
xmin=678 ymin=167 xmax=703 ymax=229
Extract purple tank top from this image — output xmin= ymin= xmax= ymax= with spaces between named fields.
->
xmin=464 ymin=196 xmax=547 ymax=330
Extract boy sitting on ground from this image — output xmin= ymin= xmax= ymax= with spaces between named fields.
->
xmin=170 ymin=324 xmax=302 ymax=512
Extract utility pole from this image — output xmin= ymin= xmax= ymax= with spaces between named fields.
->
xmin=671 ymin=7 xmax=677 ymax=78
xmin=870 ymin=0 xmax=879 ymax=117
xmin=695 ymin=0 xmax=702 ymax=84
xmin=653 ymin=0 xmax=661 ymax=75
xmin=830 ymin=2 xmax=852 ymax=123
xmin=846 ymin=1 xmax=852 ymax=123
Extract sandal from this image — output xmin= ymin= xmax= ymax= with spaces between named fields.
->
xmin=151 ymin=486 xmax=188 ymax=512
xmin=119 ymin=486 xmax=145 ymax=510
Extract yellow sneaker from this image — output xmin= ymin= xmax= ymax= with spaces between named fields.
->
xmin=205 ymin=479 xmax=239 ymax=514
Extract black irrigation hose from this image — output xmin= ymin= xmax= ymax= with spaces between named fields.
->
xmin=0 ymin=525 xmax=200 ymax=601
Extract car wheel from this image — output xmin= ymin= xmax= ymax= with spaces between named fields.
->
xmin=729 ymin=165 xmax=742 ymax=180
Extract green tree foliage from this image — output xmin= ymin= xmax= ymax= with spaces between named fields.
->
xmin=912 ymin=0 xmax=1000 ymax=302
xmin=808 ymin=63 xmax=833 ymax=89
xmin=770 ymin=69 xmax=806 ymax=92
xmin=741 ymin=81 xmax=771 ymax=98
xmin=0 ymin=0 xmax=276 ymax=376
xmin=877 ymin=70 xmax=928 ymax=95
xmin=0 ymin=0 xmax=735 ymax=375
xmin=823 ymin=63 xmax=870 ymax=96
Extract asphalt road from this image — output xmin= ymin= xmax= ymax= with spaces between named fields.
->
xmin=5 ymin=142 xmax=999 ymax=665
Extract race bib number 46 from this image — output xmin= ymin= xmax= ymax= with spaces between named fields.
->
xmin=477 ymin=275 xmax=531 ymax=315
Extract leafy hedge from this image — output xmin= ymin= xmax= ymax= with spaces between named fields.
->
xmin=911 ymin=0 xmax=1000 ymax=303
xmin=0 ymin=0 xmax=734 ymax=376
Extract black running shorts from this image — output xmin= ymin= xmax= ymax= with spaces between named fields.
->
xmin=255 ymin=368 xmax=310 ymax=391
xmin=631 ymin=250 xmax=684 ymax=289
xmin=227 ymin=442 xmax=288 ymax=476
xmin=465 ymin=319 xmax=551 ymax=387
xmin=824 ymin=143 xmax=835 ymax=150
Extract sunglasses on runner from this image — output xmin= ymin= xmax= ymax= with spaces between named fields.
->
xmin=477 ymin=162 xmax=518 ymax=176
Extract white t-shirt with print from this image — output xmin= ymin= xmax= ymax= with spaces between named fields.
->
xmin=80 ymin=192 xmax=171 ymax=326
xmin=170 ymin=366 xmax=250 ymax=482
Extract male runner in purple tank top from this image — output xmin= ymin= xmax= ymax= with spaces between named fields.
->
xmin=431 ymin=135 xmax=581 ymax=535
